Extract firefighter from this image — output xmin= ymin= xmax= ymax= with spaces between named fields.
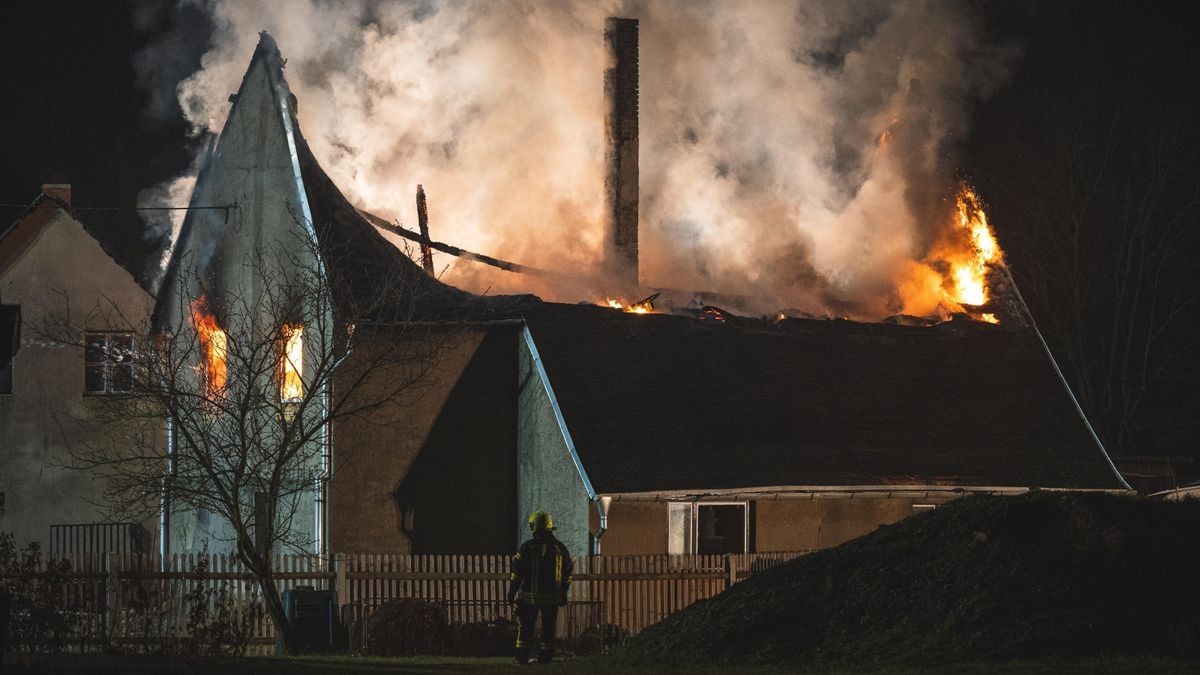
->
xmin=507 ymin=510 xmax=573 ymax=665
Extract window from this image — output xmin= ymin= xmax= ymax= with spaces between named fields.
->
xmin=277 ymin=324 xmax=303 ymax=402
xmin=668 ymin=502 xmax=749 ymax=554
xmin=668 ymin=503 xmax=694 ymax=555
xmin=84 ymin=332 xmax=135 ymax=393
xmin=1 ymin=304 xmax=18 ymax=395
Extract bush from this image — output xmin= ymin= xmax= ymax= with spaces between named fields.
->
xmin=362 ymin=598 xmax=446 ymax=656
xmin=176 ymin=556 xmax=262 ymax=657
xmin=0 ymin=533 xmax=81 ymax=652
xmin=570 ymin=622 xmax=629 ymax=655
xmin=444 ymin=617 xmax=516 ymax=656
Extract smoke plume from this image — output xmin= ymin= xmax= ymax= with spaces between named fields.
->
xmin=137 ymin=0 xmax=1014 ymax=318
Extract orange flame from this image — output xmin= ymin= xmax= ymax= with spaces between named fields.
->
xmin=279 ymin=324 xmax=304 ymax=402
xmin=947 ymin=188 xmax=1002 ymax=307
xmin=900 ymin=185 xmax=1005 ymax=323
xmin=189 ymin=296 xmax=228 ymax=399
xmin=604 ymin=296 xmax=654 ymax=314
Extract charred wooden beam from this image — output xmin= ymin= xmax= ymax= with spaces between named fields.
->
xmin=415 ymin=184 xmax=435 ymax=276
xmin=357 ymin=208 xmax=560 ymax=278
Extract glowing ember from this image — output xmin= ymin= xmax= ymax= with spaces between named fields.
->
xmin=603 ymin=293 xmax=657 ymax=314
xmin=981 ymin=313 xmax=998 ymax=324
xmin=189 ymin=296 xmax=228 ymax=400
xmin=280 ymin=324 xmax=304 ymax=402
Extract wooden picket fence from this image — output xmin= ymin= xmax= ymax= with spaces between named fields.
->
xmin=1 ymin=550 xmax=809 ymax=652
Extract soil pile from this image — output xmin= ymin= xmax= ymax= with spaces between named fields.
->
xmin=620 ymin=493 xmax=1200 ymax=667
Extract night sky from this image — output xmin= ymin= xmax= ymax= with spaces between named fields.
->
xmin=2 ymin=1 xmax=1198 ymax=470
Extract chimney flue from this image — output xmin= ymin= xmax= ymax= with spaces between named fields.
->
xmin=41 ymin=183 xmax=71 ymax=206
xmin=604 ymin=17 xmax=639 ymax=288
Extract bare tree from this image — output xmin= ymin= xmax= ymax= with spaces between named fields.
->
xmin=39 ymin=236 xmax=449 ymax=653
xmin=977 ymin=89 xmax=1200 ymax=458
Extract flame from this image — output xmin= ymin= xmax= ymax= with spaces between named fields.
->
xmin=900 ymin=185 xmax=1005 ymax=323
xmin=947 ymin=188 xmax=1002 ymax=307
xmin=189 ymin=296 xmax=227 ymax=400
xmin=603 ymin=295 xmax=655 ymax=314
xmin=280 ymin=324 xmax=304 ymax=402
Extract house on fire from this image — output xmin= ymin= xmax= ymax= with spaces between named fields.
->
xmin=147 ymin=34 xmax=1113 ymax=554
xmin=3 ymin=32 xmax=1130 ymax=560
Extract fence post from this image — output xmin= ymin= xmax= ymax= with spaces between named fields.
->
xmin=723 ymin=554 xmax=734 ymax=591
xmin=104 ymin=552 xmax=118 ymax=647
xmin=335 ymin=553 xmax=348 ymax=609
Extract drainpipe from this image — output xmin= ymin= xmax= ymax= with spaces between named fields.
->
xmin=592 ymin=495 xmax=613 ymax=555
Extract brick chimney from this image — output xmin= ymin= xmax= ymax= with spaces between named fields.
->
xmin=41 ymin=183 xmax=72 ymax=206
xmin=604 ymin=17 xmax=639 ymax=288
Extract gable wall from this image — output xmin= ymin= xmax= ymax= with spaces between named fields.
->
xmin=157 ymin=56 xmax=329 ymax=555
xmin=0 ymin=208 xmax=158 ymax=549
xmin=517 ymin=331 xmax=590 ymax=556
xmin=330 ymin=325 xmax=518 ymax=554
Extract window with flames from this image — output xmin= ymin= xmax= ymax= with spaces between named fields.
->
xmin=277 ymin=323 xmax=304 ymax=403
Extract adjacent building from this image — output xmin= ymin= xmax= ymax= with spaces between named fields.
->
xmin=0 ymin=185 xmax=157 ymax=555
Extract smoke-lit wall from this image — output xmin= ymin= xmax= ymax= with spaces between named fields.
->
xmin=137 ymin=1 xmax=1015 ymax=319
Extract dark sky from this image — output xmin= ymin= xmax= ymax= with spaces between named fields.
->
xmin=0 ymin=0 xmax=206 ymax=274
xmin=2 ymin=1 xmax=1198 ymax=465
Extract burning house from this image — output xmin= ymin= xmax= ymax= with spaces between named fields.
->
xmin=160 ymin=31 xmax=1130 ymax=558
xmin=2 ymin=27 xmax=1129 ymax=561
xmin=151 ymin=32 xmax=492 ymax=556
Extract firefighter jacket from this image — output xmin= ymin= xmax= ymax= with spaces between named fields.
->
xmin=510 ymin=532 xmax=573 ymax=605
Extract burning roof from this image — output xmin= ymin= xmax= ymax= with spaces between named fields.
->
xmin=151 ymin=32 xmax=1124 ymax=495
xmin=156 ymin=32 xmax=528 ymax=330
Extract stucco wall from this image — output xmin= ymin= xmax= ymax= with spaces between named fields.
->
xmin=586 ymin=497 xmax=918 ymax=554
xmin=0 ymin=207 xmax=157 ymax=549
xmin=156 ymin=53 xmax=329 ymax=555
xmin=754 ymin=498 xmax=915 ymax=551
xmin=589 ymin=501 xmax=667 ymax=555
xmin=331 ymin=326 xmax=519 ymax=554
xmin=517 ymin=330 xmax=590 ymax=556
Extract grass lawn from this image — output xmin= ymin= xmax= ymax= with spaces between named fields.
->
xmin=3 ymin=653 xmax=1198 ymax=674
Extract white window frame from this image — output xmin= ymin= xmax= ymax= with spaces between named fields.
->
xmin=668 ymin=501 xmax=750 ymax=555
xmin=83 ymin=331 xmax=136 ymax=394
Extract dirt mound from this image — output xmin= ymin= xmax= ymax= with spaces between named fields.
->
xmin=619 ymin=493 xmax=1200 ymax=667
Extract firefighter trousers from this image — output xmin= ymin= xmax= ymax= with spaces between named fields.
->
xmin=514 ymin=601 xmax=559 ymax=663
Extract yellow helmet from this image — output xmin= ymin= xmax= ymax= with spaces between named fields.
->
xmin=528 ymin=511 xmax=555 ymax=532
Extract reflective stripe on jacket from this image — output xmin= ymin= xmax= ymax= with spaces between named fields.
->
xmin=511 ymin=533 xmax=573 ymax=605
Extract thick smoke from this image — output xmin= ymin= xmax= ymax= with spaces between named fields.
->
xmin=137 ymin=0 xmax=1013 ymax=318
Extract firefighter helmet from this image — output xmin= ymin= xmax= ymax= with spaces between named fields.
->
xmin=527 ymin=511 xmax=555 ymax=532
